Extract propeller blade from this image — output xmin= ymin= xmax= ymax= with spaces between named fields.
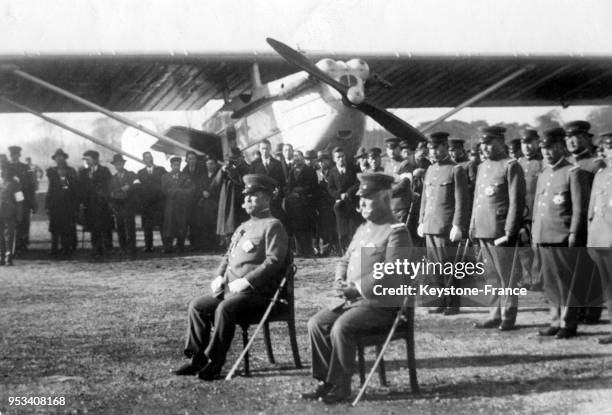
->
xmin=266 ymin=37 xmax=426 ymax=145
xmin=357 ymin=101 xmax=426 ymax=144
xmin=266 ymin=38 xmax=348 ymax=95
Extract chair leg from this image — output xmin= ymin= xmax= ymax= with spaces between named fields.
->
xmin=406 ymin=309 xmax=419 ymax=393
xmin=263 ymin=322 xmax=275 ymax=364
xmin=241 ymin=326 xmax=250 ymax=377
xmin=287 ymin=318 xmax=302 ymax=368
xmin=357 ymin=342 xmax=366 ymax=385
xmin=375 ymin=344 xmax=387 ymax=387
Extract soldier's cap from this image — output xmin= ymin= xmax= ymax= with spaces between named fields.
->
xmin=8 ymin=145 xmax=22 ymax=154
xmin=110 ymin=154 xmax=127 ymax=164
xmin=354 ymin=147 xmax=367 ymax=159
xmin=400 ymin=139 xmax=413 ymax=150
xmin=428 ymin=131 xmax=450 ymax=145
xmin=509 ymin=138 xmax=522 ymax=150
xmin=356 ymin=173 xmax=395 ymax=197
xmin=242 ymin=174 xmax=278 ymax=195
xmin=317 ymin=150 xmax=331 ymax=160
xmin=565 ymin=120 xmax=593 ymax=137
xmin=274 ymin=143 xmax=284 ymax=154
xmin=82 ymin=150 xmax=100 ymax=160
xmin=521 ymin=129 xmax=540 ymax=142
xmin=169 ymin=156 xmax=182 ymax=164
xmin=479 ymin=126 xmax=506 ymax=143
xmin=304 ymin=150 xmax=317 ymax=160
xmin=51 ymin=148 xmax=69 ymax=160
xmin=228 ymin=147 xmax=242 ymax=160
xmin=416 ymin=141 xmax=428 ymax=150
xmin=449 ymin=139 xmax=465 ymax=150
xmin=384 ymin=137 xmax=401 ymax=148
xmin=367 ymin=147 xmax=382 ymax=157
xmin=540 ymin=127 xmax=566 ymax=147
xmin=600 ymin=131 xmax=612 ymax=148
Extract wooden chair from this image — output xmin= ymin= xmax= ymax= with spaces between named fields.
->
xmin=238 ymin=256 xmax=302 ymax=376
xmin=356 ymin=306 xmax=419 ymax=393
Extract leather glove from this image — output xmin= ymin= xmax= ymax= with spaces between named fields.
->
xmin=228 ymin=278 xmax=251 ymax=294
xmin=449 ymin=225 xmax=463 ymax=242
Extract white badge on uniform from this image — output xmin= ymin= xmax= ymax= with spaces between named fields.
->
xmin=15 ymin=191 xmax=24 ymax=202
xmin=552 ymin=194 xmax=564 ymax=205
xmin=241 ymin=240 xmax=256 ymax=252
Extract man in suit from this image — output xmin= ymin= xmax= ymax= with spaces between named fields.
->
xmin=199 ymin=157 xmax=221 ymax=252
xmin=109 ymin=154 xmax=138 ymax=256
xmin=161 ymin=157 xmax=194 ymax=253
xmin=249 ymin=139 xmax=286 ymax=223
xmin=183 ymin=151 xmax=207 ymax=251
xmin=315 ymin=151 xmax=336 ymax=256
xmin=533 ymin=128 xmax=591 ymax=339
xmin=7 ymin=146 xmax=37 ymax=254
xmin=327 ymin=146 xmax=360 ymax=253
xmin=303 ymin=173 xmax=412 ymax=404
xmin=79 ymin=150 xmax=114 ymax=260
xmin=565 ymin=120 xmax=604 ymax=324
xmin=135 ymin=151 xmax=166 ymax=252
xmin=286 ymin=150 xmax=318 ymax=257
xmin=470 ymin=126 xmax=526 ymax=331
xmin=173 ymin=174 xmax=288 ymax=380
xmin=587 ymin=132 xmax=612 ymax=344
xmin=418 ymin=131 xmax=469 ymax=315
xmin=45 ymin=149 xmax=79 ymax=258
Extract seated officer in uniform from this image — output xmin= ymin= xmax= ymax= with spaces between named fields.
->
xmin=173 ymin=174 xmax=289 ymax=380
xmin=303 ymin=173 xmax=413 ymax=404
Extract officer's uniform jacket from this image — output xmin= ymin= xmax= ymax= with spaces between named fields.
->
xmin=0 ymin=178 xmax=23 ymax=219
xmin=587 ymin=165 xmax=612 ymax=247
xmin=570 ymin=150 xmax=605 ymax=175
xmin=335 ymin=215 xmax=412 ymax=307
xmin=531 ymin=158 xmax=590 ymax=245
xmin=420 ymin=157 xmax=469 ymax=235
xmin=518 ymin=156 xmax=543 ymax=221
xmin=216 ymin=211 xmax=289 ymax=296
xmin=7 ymin=161 xmax=35 ymax=209
xmin=470 ymin=156 xmax=526 ymax=239
xmin=384 ymin=156 xmax=412 ymax=211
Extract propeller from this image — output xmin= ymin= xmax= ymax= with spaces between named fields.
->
xmin=266 ymin=38 xmax=425 ymax=145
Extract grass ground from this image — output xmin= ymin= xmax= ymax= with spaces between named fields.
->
xmin=1 ymin=222 xmax=612 ymax=414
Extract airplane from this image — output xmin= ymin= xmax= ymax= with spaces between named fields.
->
xmin=1 ymin=37 xmax=612 ymax=167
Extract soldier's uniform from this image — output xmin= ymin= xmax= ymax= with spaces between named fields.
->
xmin=407 ymin=141 xmax=431 ymax=247
xmin=518 ymin=130 xmax=544 ymax=288
xmin=420 ymin=132 xmax=469 ymax=313
xmin=587 ymin=132 xmax=612 ymax=344
xmin=533 ymin=129 xmax=591 ymax=338
xmin=109 ymin=155 xmax=138 ymax=255
xmin=0 ymin=171 xmax=23 ymax=265
xmin=470 ymin=126 xmax=526 ymax=330
xmin=7 ymin=146 xmax=36 ymax=253
xmin=383 ymin=139 xmax=413 ymax=223
xmin=307 ymin=173 xmax=412 ymax=403
xmin=565 ymin=120 xmax=604 ymax=323
xmin=180 ymin=174 xmax=288 ymax=379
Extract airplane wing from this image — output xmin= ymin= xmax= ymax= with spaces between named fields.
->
xmin=1 ymin=54 xmax=611 ymax=114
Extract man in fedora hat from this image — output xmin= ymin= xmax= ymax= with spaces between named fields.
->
xmin=46 ymin=149 xmax=79 ymax=257
xmin=7 ymin=145 xmax=36 ymax=254
xmin=79 ymin=150 xmax=113 ymax=259
xmin=303 ymin=172 xmax=412 ymax=403
xmin=173 ymin=174 xmax=288 ymax=380
xmin=109 ymin=154 xmax=138 ymax=256
xmin=135 ymin=151 xmax=167 ymax=253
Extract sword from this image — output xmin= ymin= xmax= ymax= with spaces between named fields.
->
xmin=225 ymin=276 xmax=288 ymax=380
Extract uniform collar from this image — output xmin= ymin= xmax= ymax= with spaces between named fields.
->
xmin=548 ymin=157 xmax=569 ymax=171
xmin=574 ymin=148 xmax=593 ymax=160
xmin=250 ymin=208 xmax=271 ymax=220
